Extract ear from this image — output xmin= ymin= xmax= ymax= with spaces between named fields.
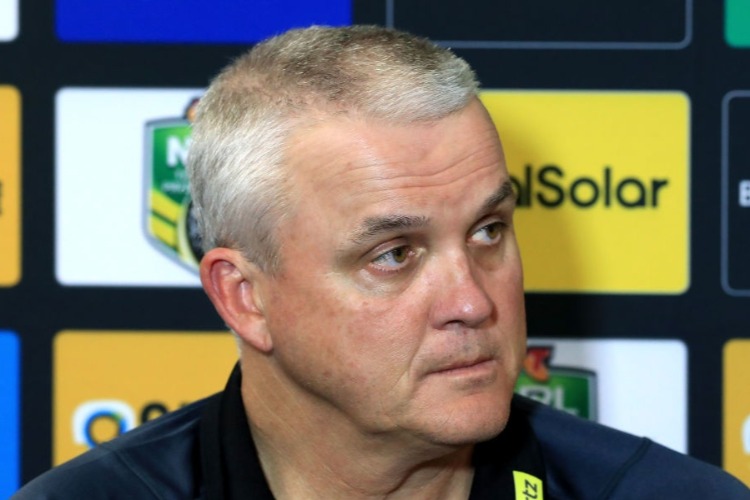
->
xmin=199 ymin=247 xmax=273 ymax=353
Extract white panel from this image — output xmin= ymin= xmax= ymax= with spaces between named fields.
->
xmin=525 ymin=338 xmax=687 ymax=453
xmin=0 ymin=0 xmax=18 ymax=41
xmin=55 ymin=88 xmax=204 ymax=286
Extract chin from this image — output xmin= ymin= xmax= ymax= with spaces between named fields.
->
xmin=418 ymin=393 xmax=513 ymax=447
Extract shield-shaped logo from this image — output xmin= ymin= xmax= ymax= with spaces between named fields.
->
xmin=515 ymin=346 xmax=598 ymax=420
xmin=144 ymin=99 xmax=203 ymax=270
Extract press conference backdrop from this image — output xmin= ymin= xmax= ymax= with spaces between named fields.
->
xmin=1 ymin=0 xmax=750 ymax=494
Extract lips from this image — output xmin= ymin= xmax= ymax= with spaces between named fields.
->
xmin=431 ymin=356 xmax=494 ymax=375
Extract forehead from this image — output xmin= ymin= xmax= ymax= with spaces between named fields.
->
xmin=284 ymin=100 xmax=507 ymax=208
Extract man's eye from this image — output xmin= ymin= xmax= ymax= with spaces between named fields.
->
xmin=372 ymin=246 xmax=412 ymax=269
xmin=470 ymin=221 xmax=504 ymax=244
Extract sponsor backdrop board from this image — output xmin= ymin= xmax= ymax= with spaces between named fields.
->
xmin=389 ymin=0 xmax=691 ymax=49
xmin=2 ymin=0 xmax=750 ymax=491
xmin=481 ymin=91 xmax=689 ymax=294
xmin=724 ymin=340 xmax=750 ymax=485
xmin=0 ymin=331 xmax=20 ymax=497
xmin=726 ymin=0 xmax=750 ymax=47
xmin=517 ymin=339 xmax=687 ymax=453
xmin=0 ymin=86 xmax=20 ymax=287
xmin=722 ymin=92 xmax=750 ymax=295
xmin=55 ymin=88 xmax=203 ymax=287
xmin=53 ymin=331 xmax=236 ymax=464
xmin=55 ymin=0 xmax=351 ymax=43
xmin=0 ymin=0 xmax=18 ymax=41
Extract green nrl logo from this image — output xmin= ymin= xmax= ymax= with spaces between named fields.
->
xmin=515 ymin=346 xmax=597 ymax=420
xmin=144 ymin=98 xmax=203 ymax=270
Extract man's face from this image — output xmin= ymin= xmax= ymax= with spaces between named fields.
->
xmin=260 ymin=99 xmax=526 ymax=451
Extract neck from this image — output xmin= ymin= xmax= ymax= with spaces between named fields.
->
xmin=238 ymin=355 xmax=476 ymax=500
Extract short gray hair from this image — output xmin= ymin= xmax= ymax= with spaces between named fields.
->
xmin=188 ymin=25 xmax=479 ymax=272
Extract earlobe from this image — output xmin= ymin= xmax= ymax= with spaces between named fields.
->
xmin=199 ymin=248 xmax=274 ymax=353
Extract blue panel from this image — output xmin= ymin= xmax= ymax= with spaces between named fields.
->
xmin=56 ymin=0 xmax=351 ymax=43
xmin=0 ymin=331 xmax=19 ymax=497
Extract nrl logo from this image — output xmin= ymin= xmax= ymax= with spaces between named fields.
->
xmin=515 ymin=345 xmax=598 ymax=420
xmin=144 ymin=98 xmax=203 ymax=271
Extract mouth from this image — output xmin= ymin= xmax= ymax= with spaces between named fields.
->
xmin=430 ymin=357 xmax=496 ymax=377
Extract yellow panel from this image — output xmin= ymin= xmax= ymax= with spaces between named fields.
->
xmin=724 ymin=340 xmax=750 ymax=487
xmin=481 ymin=91 xmax=689 ymax=294
xmin=0 ymin=86 xmax=21 ymax=287
xmin=54 ymin=330 xmax=237 ymax=465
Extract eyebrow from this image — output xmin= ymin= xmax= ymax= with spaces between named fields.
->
xmin=348 ymin=215 xmax=429 ymax=246
xmin=478 ymin=180 xmax=516 ymax=216
xmin=345 ymin=180 xmax=516 ymax=247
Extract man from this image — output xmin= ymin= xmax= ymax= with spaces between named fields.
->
xmin=15 ymin=25 xmax=749 ymax=499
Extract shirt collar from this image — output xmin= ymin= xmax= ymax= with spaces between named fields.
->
xmin=200 ymin=363 xmax=274 ymax=500
xmin=201 ymin=363 xmax=547 ymax=500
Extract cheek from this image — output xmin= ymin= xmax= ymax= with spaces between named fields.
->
xmin=484 ymin=248 xmax=525 ymax=313
xmin=267 ymin=284 xmax=422 ymax=386
xmin=487 ymin=262 xmax=527 ymax=363
xmin=335 ymin=298 xmax=424 ymax=375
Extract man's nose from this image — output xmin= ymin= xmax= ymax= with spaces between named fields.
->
xmin=429 ymin=251 xmax=494 ymax=331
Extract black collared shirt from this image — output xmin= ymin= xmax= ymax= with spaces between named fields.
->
xmin=199 ymin=363 xmax=547 ymax=500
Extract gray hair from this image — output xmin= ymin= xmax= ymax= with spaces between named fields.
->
xmin=187 ymin=25 xmax=479 ymax=272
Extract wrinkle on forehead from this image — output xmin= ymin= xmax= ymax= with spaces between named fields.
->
xmin=293 ymin=131 xmax=503 ymax=201
xmin=280 ymin=101 xmax=509 ymax=240
xmin=354 ymin=135 xmax=503 ymax=188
